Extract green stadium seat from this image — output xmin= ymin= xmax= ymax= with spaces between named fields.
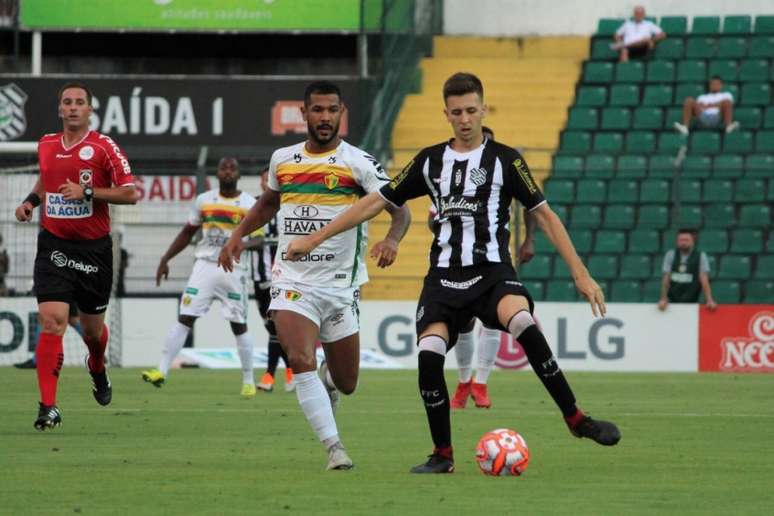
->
xmin=533 ymin=232 xmax=554 ymax=254
xmin=588 ymin=255 xmax=619 ymax=279
xmin=551 ymin=204 xmax=569 ymax=225
xmin=592 ymin=132 xmax=623 ymax=153
xmin=730 ymin=228 xmax=764 ymax=253
xmin=626 ymin=131 xmax=657 ymax=153
xmin=717 ymin=38 xmax=747 ymax=58
xmin=567 ymin=107 xmax=599 ymax=129
xmin=748 ymin=36 xmax=774 ymax=58
xmin=706 ymin=254 xmax=720 ymax=279
xmin=700 ymin=228 xmax=729 ymax=253
xmin=520 ymin=255 xmax=552 ymax=280
xmin=584 ymin=61 xmax=614 ymax=83
xmin=734 ymin=106 xmax=762 ymax=128
xmin=754 ymin=131 xmax=774 ymax=152
xmin=584 ymin=154 xmax=615 ymax=178
xmin=745 ymin=153 xmax=774 ymax=177
xmin=661 ymin=229 xmax=677 ymax=252
xmin=718 ymin=255 xmax=752 ymax=279
xmin=768 ymin=231 xmax=774 ymax=252
xmin=738 ymin=204 xmax=772 ymax=228
xmin=722 ymin=131 xmax=754 ymax=153
xmin=544 ymin=179 xmax=575 ymax=203
xmin=739 ymin=59 xmax=769 ymax=81
xmin=658 ymin=132 xmax=686 ymax=153
xmin=620 ymin=254 xmax=652 ymax=279
xmin=654 ymin=38 xmax=685 ymax=59
xmin=764 ymin=107 xmax=774 ymax=129
xmin=705 ymin=204 xmax=736 ymax=228
xmin=569 ymin=229 xmax=593 ymax=253
xmin=522 ymin=280 xmax=545 ymax=301
xmin=570 ymin=205 xmax=602 ymax=228
xmin=615 ymin=61 xmax=645 ymax=82
xmin=664 ymin=107 xmax=683 ymax=129
xmin=712 ymin=154 xmax=744 ymax=178
xmin=724 ymin=82 xmax=740 ymax=99
xmin=686 ymin=37 xmax=717 ymax=58
xmin=594 ymin=229 xmax=626 ymax=253
xmin=643 ymin=85 xmax=673 ymax=106
xmin=591 ymin=39 xmax=619 ymax=60
xmin=607 ymin=179 xmax=638 ymax=202
xmin=703 ymin=179 xmax=733 ymax=202
xmin=643 ymin=279 xmax=662 ymax=301
xmin=638 ymin=205 xmax=669 ymax=228
xmin=616 ymin=155 xmax=647 ymax=178
xmin=713 ymin=281 xmax=741 ymax=303
xmin=677 ymin=179 xmax=702 ymax=202
xmin=661 ymin=16 xmax=688 ymax=35
xmin=754 ymin=255 xmax=774 ymax=279
xmin=674 ymin=82 xmax=705 ymax=100
xmin=646 ymin=61 xmax=676 ymax=82
xmin=677 ymin=204 xmax=703 ymax=228
xmin=735 ymin=178 xmax=766 ymax=202
xmin=603 ymin=205 xmax=636 ymax=229
xmin=576 ymin=179 xmax=607 ymax=204
xmin=768 ymin=180 xmax=774 ymax=202
xmin=610 ymin=84 xmax=640 ymax=106
xmin=597 ymin=18 xmax=625 ymax=36
xmin=577 ymin=86 xmax=607 ymax=106
xmin=745 ymin=281 xmax=774 ymax=303
xmin=546 ymin=280 xmax=578 ymax=301
xmin=648 ymin=154 xmax=677 ymax=177
xmin=553 ymin=155 xmax=584 ymax=177
xmin=692 ymin=17 xmax=720 ymax=35
xmin=708 ymin=59 xmax=739 ymax=81
xmin=553 ymin=256 xmax=572 ymax=278
xmin=632 ymin=107 xmax=663 ymax=129
xmin=723 ymin=16 xmax=752 ymax=34
xmin=682 ymin=155 xmax=712 ymax=178
xmin=610 ymin=280 xmax=642 ymax=302
xmin=690 ymin=132 xmax=721 ymax=154
xmin=559 ymin=131 xmax=591 ymax=154
xmin=741 ymin=82 xmax=771 ymax=105
xmin=677 ymin=60 xmax=708 ymax=82
xmin=755 ymin=15 xmax=774 ymax=34
xmin=600 ymin=107 xmax=631 ymax=130
xmin=629 ymin=229 xmax=660 ymax=253
xmin=640 ymin=179 xmax=671 ymax=203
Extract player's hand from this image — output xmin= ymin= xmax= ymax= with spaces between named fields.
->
xmin=518 ymin=238 xmax=535 ymax=264
xmin=15 ymin=202 xmax=34 ymax=222
xmin=370 ymin=238 xmax=399 ymax=268
xmin=156 ymin=260 xmax=169 ymax=286
xmin=284 ymin=235 xmax=317 ymax=262
xmin=58 ymin=178 xmax=85 ymax=201
xmin=657 ymin=298 xmax=668 ymax=311
xmin=575 ymin=274 xmax=606 ymax=317
xmin=218 ymin=236 xmax=244 ymax=272
xmin=706 ymin=299 xmax=718 ymax=311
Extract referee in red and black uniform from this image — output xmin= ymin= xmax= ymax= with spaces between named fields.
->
xmin=14 ymin=82 xmax=137 ymax=430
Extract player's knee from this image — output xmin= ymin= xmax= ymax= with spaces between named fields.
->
xmin=285 ymin=347 xmax=316 ymax=373
xmin=683 ymin=97 xmax=695 ymax=106
xmin=417 ymin=334 xmax=447 ymax=356
xmin=178 ymin=315 xmax=196 ymax=328
xmin=230 ymin=322 xmax=247 ymax=335
xmin=39 ymin=313 xmax=68 ymax=336
xmin=507 ymin=310 xmax=536 ymax=338
xmin=337 ymin=378 xmax=357 ymax=396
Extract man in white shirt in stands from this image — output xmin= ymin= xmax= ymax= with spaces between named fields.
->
xmin=612 ymin=6 xmax=666 ymax=62
xmin=674 ymin=76 xmax=740 ymax=135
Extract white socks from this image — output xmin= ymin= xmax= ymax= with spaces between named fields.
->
xmin=235 ymin=332 xmax=255 ymax=385
xmin=475 ymin=327 xmax=501 ymax=384
xmin=295 ymin=371 xmax=339 ymax=446
xmin=454 ymin=330 xmax=475 ymax=383
xmin=159 ymin=321 xmax=191 ymax=376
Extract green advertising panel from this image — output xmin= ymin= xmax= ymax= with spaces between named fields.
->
xmin=20 ymin=0 xmax=387 ymax=32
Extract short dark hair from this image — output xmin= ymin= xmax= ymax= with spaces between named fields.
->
xmin=443 ymin=72 xmax=484 ymax=102
xmin=58 ymin=82 xmax=92 ymax=105
xmin=304 ymin=81 xmax=342 ymax=106
xmin=677 ymin=228 xmax=697 ymax=237
xmin=482 ymin=126 xmax=495 ymax=140
xmin=709 ymin=75 xmax=723 ymax=82
xmin=218 ymin=157 xmax=239 ymax=169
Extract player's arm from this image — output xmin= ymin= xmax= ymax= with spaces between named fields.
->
xmin=58 ymin=179 xmax=137 ymax=205
xmin=369 ymin=200 xmax=411 ymax=268
xmin=518 ymin=208 xmax=537 ymax=264
xmin=15 ymin=178 xmax=44 ymax=222
xmin=219 ymin=189 xmax=280 ymax=272
xmin=156 ymin=224 xmax=200 ymax=286
xmin=60 ymin=136 xmax=139 ymax=205
xmin=699 ymin=252 xmax=717 ymax=311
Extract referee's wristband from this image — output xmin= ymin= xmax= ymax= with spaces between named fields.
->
xmin=24 ymin=193 xmax=41 ymax=207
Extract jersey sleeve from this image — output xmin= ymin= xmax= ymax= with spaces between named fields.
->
xmin=650 ymin=21 xmax=664 ymax=35
xmin=354 ymin=151 xmax=391 ymax=194
xmin=188 ymin=194 xmax=203 ymax=226
xmin=99 ymin=135 xmax=135 ymax=187
xmin=662 ymin=249 xmax=675 ymax=273
xmin=503 ymin=151 xmax=546 ymax=211
xmin=267 ymin=150 xmax=282 ymax=192
xmin=378 ymin=152 xmax=429 ymax=207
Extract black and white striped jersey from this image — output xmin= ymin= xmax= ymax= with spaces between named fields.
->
xmin=379 ymin=138 xmax=545 ymax=268
xmin=251 ymin=213 xmax=278 ymax=286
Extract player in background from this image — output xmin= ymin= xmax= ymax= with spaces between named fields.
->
xmin=250 ymin=167 xmax=295 ymax=393
xmin=219 ymin=81 xmax=411 ymax=470
xmin=14 ymin=82 xmax=138 ymax=430
xmin=285 ymin=73 xmax=620 ymax=474
xmin=143 ymin=157 xmax=258 ymax=398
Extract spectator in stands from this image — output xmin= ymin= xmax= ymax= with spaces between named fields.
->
xmin=658 ymin=229 xmax=717 ymax=312
xmin=612 ymin=6 xmax=666 ymax=62
xmin=0 ymin=232 xmax=9 ymax=296
xmin=673 ymin=76 xmax=740 ymax=135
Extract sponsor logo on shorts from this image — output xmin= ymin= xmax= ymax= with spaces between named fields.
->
xmin=280 ymin=251 xmax=335 ymax=262
xmin=94 ymin=304 xmax=108 ymax=311
xmin=416 ymin=305 xmax=425 ymax=322
xmin=330 ymin=313 xmax=344 ymax=325
xmin=335 ymin=273 xmax=347 ymax=279
xmin=49 ymin=250 xmax=99 ymax=274
xmin=440 ymin=275 xmax=483 ymax=290
xmin=185 ymin=287 xmax=199 ymax=295
xmin=182 ymin=295 xmax=192 ymax=306
xmin=78 ymin=145 xmax=95 ymax=160
xmin=270 ymin=287 xmax=280 ymax=299
xmin=469 ymin=167 xmax=487 ymax=186
xmin=505 ymin=280 xmax=523 ymax=287
xmin=285 ymin=290 xmax=302 ymax=301
xmin=227 ymin=292 xmax=241 ymax=300
xmin=293 ymin=205 xmax=319 ymax=218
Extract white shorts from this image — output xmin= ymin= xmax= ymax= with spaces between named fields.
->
xmin=269 ymin=284 xmax=360 ymax=343
xmin=699 ymin=109 xmax=721 ymax=128
xmin=179 ymin=260 xmax=249 ymax=324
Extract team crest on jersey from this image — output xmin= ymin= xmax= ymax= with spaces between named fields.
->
xmin=469 ymin=167 xmax=487 ymax=186
xmin=0 ymin=83 xmax=28 ymax=142
xmin=182 ymin=295 xmax=192 ymax=306
xmin=324 ymin=174 xmax=339 ymax=190
xmin=285 ymin=290 xmax=302 ymax=301
xmin=232 ymin=213 xmax=241 ymax=224
xmin=78 ymin=145 xmax=95 ymax=160
xmin=79 ymin=169 xmax=93 ymax=186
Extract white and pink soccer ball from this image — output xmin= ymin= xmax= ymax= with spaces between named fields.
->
xmin=475 ymin=428 xmax=530 ymax=476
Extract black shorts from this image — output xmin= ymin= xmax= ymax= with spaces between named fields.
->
xmin=415 ymin=263 xmax=534 ymax=349
xmin=33 ymin=230 xmax=113 ymax=314
xmin=627 ymin=45 xmax=650 ymax=59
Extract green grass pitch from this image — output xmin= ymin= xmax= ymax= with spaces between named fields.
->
xmin=2 ymin=368 xmax=773 ymax=515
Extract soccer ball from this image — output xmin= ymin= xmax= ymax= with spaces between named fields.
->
xmin=475 ymin=428 xmax=530 ymax=476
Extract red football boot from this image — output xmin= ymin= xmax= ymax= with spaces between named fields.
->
xmin=471 ymin=382 xmax=491 ymax=409
xmin=450 ymin=380 xmax=472 ymax=409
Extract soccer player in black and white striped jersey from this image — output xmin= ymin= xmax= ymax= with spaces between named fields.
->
xmin=286 ymin=72 xmax=620 ymax=473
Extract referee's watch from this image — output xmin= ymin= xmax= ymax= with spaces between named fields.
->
xmin=83 ymin=186 xmax=94 ymax=202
